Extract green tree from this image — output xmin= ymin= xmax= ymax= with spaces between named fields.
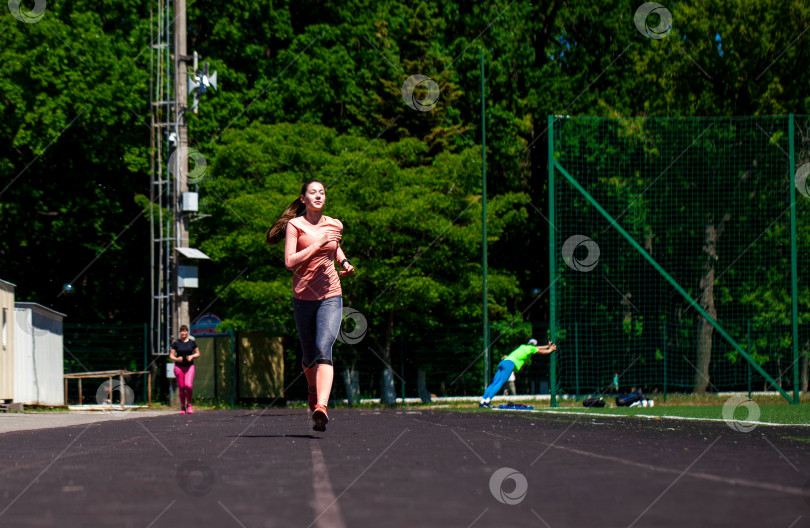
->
xmin=0 ymin=1 xmax=151 ymax=321
xmin=194 ymin=122 xmax=528 ymax=375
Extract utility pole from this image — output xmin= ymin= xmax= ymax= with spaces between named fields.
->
xmin=151 ymin=0 xmax=214 ymax=368
xmin=173 ymin=0 xmax=189 ymax=336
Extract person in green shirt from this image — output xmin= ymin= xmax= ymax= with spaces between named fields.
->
xmin=479 ymin=339 xmax=557 ymax=408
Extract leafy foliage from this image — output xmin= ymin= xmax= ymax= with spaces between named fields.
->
xmin=1 ymin=0 xmax=809 ymax=392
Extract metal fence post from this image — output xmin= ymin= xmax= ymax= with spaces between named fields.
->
xmin=143 ymin=323 xmax=148 ymax=404
xmin=548 ymin=115 xmax=557 ymax=407
xmin=663 ymin=320 xmax=667 ymax=402
xmin=748 ymin=319 xmax=752 ymax=401
xmin=574 ymin=321 xmax=579 ymax=397
xmin=230 ymin=329 xmax=236 ymax=407
xmin=789 ymin=114 xmax=800 ymax=404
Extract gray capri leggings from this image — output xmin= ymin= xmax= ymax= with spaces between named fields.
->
xmin=293 ymin=295 xmax=343 ymax=368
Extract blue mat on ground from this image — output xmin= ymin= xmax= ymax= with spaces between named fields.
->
xmin=496 ymin=403 xmax=534 ymax=410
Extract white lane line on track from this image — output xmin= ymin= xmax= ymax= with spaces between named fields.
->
xmin=532 ymin=409 xmax=810 ymax=427
xmin=310 ymin=441 xmax=347 ymax=528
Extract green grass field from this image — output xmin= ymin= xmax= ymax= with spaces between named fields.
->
xmin=489 ymin=393 xmax=810 ymax=426
xmin=538 ymin=404 xmax=810 ymax=426
xmin=28 ymin=391 xmax=810 ymax=428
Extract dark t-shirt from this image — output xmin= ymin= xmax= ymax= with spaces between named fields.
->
xmin=171 ymin=339 xmax=197 ymax=366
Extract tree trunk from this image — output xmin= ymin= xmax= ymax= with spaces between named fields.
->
xmin=776 ymin=356 xmax=783 ymax=389
xmin=801 ymin=340 xmax=808 ymax=392
xmin=694 ymin=214 xmax=729 ymax=392
xmin=379 ymin=311 xmax=396 ymax=405
xmin=382 ymin=310 xmax=394 ymax=365
xmin=621 ymin=293 xmax=633 ymax=359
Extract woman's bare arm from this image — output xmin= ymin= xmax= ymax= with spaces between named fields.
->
xmin=285 ymin=227 xmax=340 ymax=270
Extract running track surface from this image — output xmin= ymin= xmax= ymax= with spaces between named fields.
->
xmin=1 ymin=408 xmax=808 ymax=527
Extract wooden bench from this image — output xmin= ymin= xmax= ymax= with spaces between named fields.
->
xmin=64 ymin=370 xmax=152 ymax=410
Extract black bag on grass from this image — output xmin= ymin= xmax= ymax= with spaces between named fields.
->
xmin=582 ymin=398 xmax=606 ymax=408
xmin=616 ymin=390 xmax=643 ymax=407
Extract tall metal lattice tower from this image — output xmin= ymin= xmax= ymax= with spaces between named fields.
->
xmin=149 ymin=0 xmax=175 ymax=357
xmin=149 ymin=0 xmax=213 ymax=358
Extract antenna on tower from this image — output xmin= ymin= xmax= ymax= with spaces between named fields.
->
xmin=188 ymin=50 xmax=218 ymax=115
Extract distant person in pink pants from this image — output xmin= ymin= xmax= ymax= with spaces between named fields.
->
xmin=170 ymin=325 xmax=199 ymax=414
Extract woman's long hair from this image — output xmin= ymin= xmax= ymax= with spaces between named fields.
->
xmin=266 ymin=180 xmax=322 ymax=246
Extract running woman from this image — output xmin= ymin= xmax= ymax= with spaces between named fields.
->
xmin=170 ymin=325 xmax=199 ymax=414
xmin=267 ymin=180 xmax=355 ymax=431
xmin=479 ymin=339 xmax=556 ymax=408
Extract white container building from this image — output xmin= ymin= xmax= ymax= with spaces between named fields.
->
xmin=13 ymin=302 xmax=66 ymax=406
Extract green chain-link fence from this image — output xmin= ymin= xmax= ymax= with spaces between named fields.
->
xmin=549 ymin=115 xmax=810 ymax=405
